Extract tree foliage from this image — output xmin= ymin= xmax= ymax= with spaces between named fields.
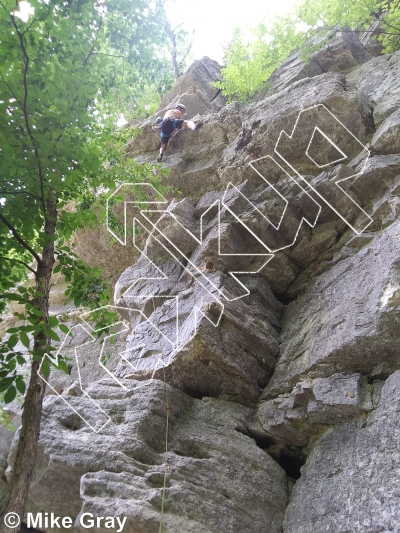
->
xmin=108 ymin=0 xmax=194 ymax=118
xmin=0 ymin=0 xmax=172 ymax=520
xmin=215 ymin=0 xmax=400 ymax=102
xmin=214 ymin=22 xmax=305 ymax=102
xmin=0 ymin=0 xmax=171 ymax=380
xmin=212 ymin=28 xmax=269 ymax=102
xmin=157 ymin=0 xmax=195 ymax=80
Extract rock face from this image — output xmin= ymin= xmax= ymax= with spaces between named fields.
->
xmin=157 ymin=57 xmax=227 ymax=116
xmin=283 ymin=371 xmax=400 ymax=533
xmin=264 ymin=219 xmax=400 ymax=399
xmin=2 ymin=35 xmax=400 ymax=533
xmin=113 ymin=196 xmax=283 ymax=406
xmin=265 ymin=30 xmax=371 ymax=95
xmin=26 ymin=380 xmax=288 ymax=533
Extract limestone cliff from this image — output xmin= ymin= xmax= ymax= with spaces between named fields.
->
xmin=3 ymin=32 xmax=400 ymax=533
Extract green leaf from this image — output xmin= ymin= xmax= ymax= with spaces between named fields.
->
xmin=7 ymin=335 xmax=18 ymax=349
xmin=56 ymin=359 xmax=70 ymax=374
xmin=0 ymin=380 xmax=14 ymax=394
xmin=31 ymin=322 xmax=45 ymax=333
xmin=29 ymin=308 xmax=44 ymax=317
xmin=4 ymin=294 xmax=23 ymax=302
xmin=19 ymin=331 xmax=30 ymax=349
xmin=48 ymin=316 xmax=59 ymax=328
xmin=4 ymin=385 xmax=17 ymax=404
xmin=0 ymin=378 xmax=14 ymax=393
xmin=41 ymin=358 xmax=51 ymax=378
xmin=15 ymin=376 xmax=26 ymax=395
xmin=59 ymin=324 xmax=70 ymax=334
xmin=44 ymin=330 xmax=60 ymax=342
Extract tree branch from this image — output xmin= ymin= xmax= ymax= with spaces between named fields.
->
xmin=89 ymin=52 xmax=130 ymax=59
xmin=21 ymin=6 xmax=50 ymax=37
xmin=182 ymin=29 xmax=195 ymax=62
xmin=6 ymin=6 xmax=46 ymax=213
xmin=83 ymin=15 xmax=103 ymax=68
xmin=0 ymin=71 xmax=24 ymax=110
xmin=0 ymin=255 xmax=36 ymax=274
xmin=172 ymin=22 xmax=184 ymax=33
xmin=0 ymin=190 xmax=42 ymax=200
xmin=0 ymin=214 xmax=42 ymax=265
xmin=379 ymin=15 xmax=400 ymax=34
xmin=164 ymin=20 xmax=180 ymax=79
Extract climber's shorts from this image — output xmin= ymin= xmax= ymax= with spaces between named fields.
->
xmin=160 ymin=118 xmax=184 ymax=146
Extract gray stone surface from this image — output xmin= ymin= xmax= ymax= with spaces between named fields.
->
xmin=346 ymin=50 xmax=400 ymax=125
xmin=266 ymin=30 xmax=371 ymax=95
xmin=0 ymin=410 xmax=20 ymax=501
xmin=112 ymin=190 xmax=284 ymax=405
xmin=115 ymin=268 xmax=282 ymax=405
xmin=126 ymin=65 xmax=376 ymax=203
xmin=253 ymin=372 xmax=373 ymax=448
xmin=371 ymin=107 xmax=400 ymax=154
xmin=22 ymin=379 xmax=287 ymax=533
xmin=264 ymin=220 xmax=400 ymax=398
xmin=157 ymin=57 xmax=227 ymax=116
xmin=283 ymin=371 xmax=400 ymax=533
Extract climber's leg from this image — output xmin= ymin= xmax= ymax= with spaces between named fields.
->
xmin=183 ymin=120 xmax=196 ymax=130
xmin=173 ymin=119 xmax=185 ymax=130
xmin=183 ymin=120 xmax=204 ymax=131
xmin=158 ymin=136 xmax=169 ymax=162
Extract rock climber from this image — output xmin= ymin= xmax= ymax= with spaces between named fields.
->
xmin=154 ymin=103 xmax=203 ymax=162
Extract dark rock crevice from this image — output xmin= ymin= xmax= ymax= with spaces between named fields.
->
xmin=237 ymin=428 xmax=306 ymax=482
xmin=277 ymin=450 xmax=305 ymax=481
xmin=274 ymin=292 xmax=294 ymax=305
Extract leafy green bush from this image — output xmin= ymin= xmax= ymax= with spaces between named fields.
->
xmin=215 ymin=0 xmax=400 ymax=102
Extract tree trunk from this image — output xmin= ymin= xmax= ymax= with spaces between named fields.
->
xmin=164 ymin=21 xmax=181 ymax=79
xmin=0 ymin=190 xmax=57 ymax=533
xmin=0 ymin=361 xmax=46 ymax=533
xmin=171 ymin=46 xmax=180 ymax=80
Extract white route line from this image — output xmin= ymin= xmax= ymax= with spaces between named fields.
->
xmin=106 ymin=183 xmax=168 ymax=246
xmin=306 ymin=126 xmax=348 ymax=168
xmin=45 ymin=104 xmax=374 ymax=432
xmin=132 ymin=217 xmax=224 ymax=325
xmin=274 ymin=103 xmax=373 ymax=235
xmin=39 ymin=305 xmax=178 ymax=432
xmin=222 ymin=174 xmax=321 ymax=253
